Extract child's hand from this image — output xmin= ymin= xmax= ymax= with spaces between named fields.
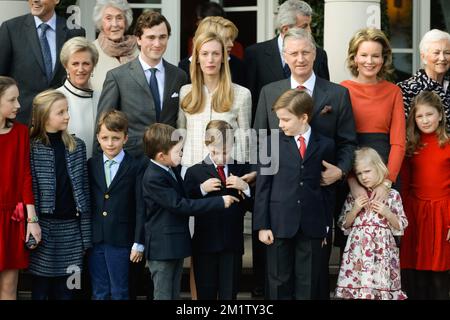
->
xmin=226 ymin=173 xmax=249 ymax=192
xmin=258 ymin=229 xmax=274 ymax=245
xmin=222 ymin=195 xmax=240 ymax=208
xmin=371 ymin=200 xmax=388 ymax=216
xmin=241 ymin=171 xmax=257 ymax=186
xmin=201 ymin=178 xmax=222 ymax=193
xmin=354 ymin=195 xmax=369 ymax=211
xmin=130 ymin=250 xmax=143 ymax=263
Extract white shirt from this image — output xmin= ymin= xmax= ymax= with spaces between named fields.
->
xmin=294 ymin=125 xmax=312 ymax=150
xmin=103 ymin=150 xmax=125 ymax=182
xmin=139 ymin=55 xmax=165 ymax=110
xmin=290 ymin=72 xmax=316 ymax=97
xmin=34 ymin=13 xmax=57 ymax=71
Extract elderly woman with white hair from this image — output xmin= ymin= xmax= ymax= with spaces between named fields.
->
xmin=91 ymin=0 xmax=139 ymax=92
xmin=398 ymin=29 xmax=450 ymax=132
xmin=57 ymin=37 xmax=100 ymax=157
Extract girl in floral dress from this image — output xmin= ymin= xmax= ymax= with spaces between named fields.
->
xmin=335 ymin=147 xmax=408 ymax=300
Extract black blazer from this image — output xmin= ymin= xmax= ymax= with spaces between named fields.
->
xmin=0 ymin=14 xmax=85 ymax=125
xmin=253 ymin=130 xmax=335 ymax=238
xmin=244 ymin=36 xmax=330 ymax=120
xmin=141 ymin=161 xmax=225 ymax=260
xmin=88 ymin=152 xmax=146 ymax=247
xmin=184 ymin=159 xmax=253 ymax=255
xmin=96 ymin=58 xmax=188 ymax=157
xmin=178 ymin=54 xmax=246 ymax=87
xmin=253 ymin=77 xmax=357 ymax=177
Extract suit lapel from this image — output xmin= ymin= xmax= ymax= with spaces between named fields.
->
xmin=202 ymin=159 xmax=223 ymax=184
xmin=108 ymin=153 xmax=131 ymax=190
xmin=53 ymin=16 xmax=68 ymax=81
xmin=25 ymin=14 xmax=46 ymax=75
xmin=161 ymin=60 xmax=174 ymax=118
xmin=312 ymin=78 xmax=329 ymax=117
xmin=128 ymin=58 xmax=153 ymax=100
xmin=264 ymin=37 xmax=284 ymax=80
xmin=281 ymin=133 xmax=302 ymax=162
xmin=93 ymin=156 xmax=108 ymax=191
xmin=302 ymin=131 xmax=319 ymax=163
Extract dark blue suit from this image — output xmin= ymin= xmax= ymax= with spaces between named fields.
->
xmin=253 ymin=129 xmax=335 ymax=299
xmin=184 ymin=159 xmax=253 ymax=299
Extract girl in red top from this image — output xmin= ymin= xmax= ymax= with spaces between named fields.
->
xmin=400 ymin=91 xmax=450 ymax=300
xmin=0 ymin=77 xmax=41 ymax=300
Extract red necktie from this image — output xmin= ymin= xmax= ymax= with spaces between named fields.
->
xmin=217 ymin=165 xmax=226 ymax=185
xmin=298 ymin=136 xmax=306 ymax=159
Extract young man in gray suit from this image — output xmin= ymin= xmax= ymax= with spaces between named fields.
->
xmin=253 ymin=27 xmax=358 ymax=300
xmin=96 ymin=11 xmax=188 ymax=158
xmin=0 ymin=0 xmax=85 ymax=125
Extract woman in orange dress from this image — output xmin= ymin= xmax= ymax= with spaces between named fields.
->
xmin=400 ymin=91 xmax=450 ymax=300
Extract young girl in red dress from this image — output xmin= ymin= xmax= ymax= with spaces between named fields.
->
xmin=0 ymin=76 xmax=41 ymax=300
xmin=400 ymin=91 xmax=450 ymax=300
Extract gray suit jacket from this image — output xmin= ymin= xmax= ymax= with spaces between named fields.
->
xmin=96 ymin=58 xmax=188 ymax=157
xmin=253 ymin=77 xmax=357 ymax=176
xmin=0 ymin=14 xmax=85 ymax=124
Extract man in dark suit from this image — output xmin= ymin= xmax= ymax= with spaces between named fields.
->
xmin=96 ymin=11 xmax=188 ymax=158
xmin=253 ymin=27 xmax=357 ymax=299
xmin=245 ymin=0 xmax=329 ymax=121
xmin=0 ymin=0 xmax=85 ymax=125
xmin=254 ymin=89 xmax=335 ymax=299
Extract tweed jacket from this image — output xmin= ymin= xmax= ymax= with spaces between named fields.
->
xmin=30 ymin=136 xmax=92 ymax=249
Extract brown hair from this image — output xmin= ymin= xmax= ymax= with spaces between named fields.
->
xmin=406 ymin=91 xmax=449 ymax=157
xmin=0 ymin=76 xmax=18 ymax=129
xmin=134 ymin=11 xmax=171 ymax=38
xmin=204 ymin=120 xmax=234 ymax=147
xmin=143 ymin=123 xmax=182 ymax=160
xmin=96 ymin=110 xmax=129 ymax=134
xmin=346 ymin=28 xmax=394 ymax=80
xmin=30 ymin=90 xmax=76 ymax=152
xmin=181 ymin=32 xmax=233 ymax=114
xmin=272 ymin=89 xmax=313 ymax=122
xmin=354 ymin=147 xmax=389 ymax=188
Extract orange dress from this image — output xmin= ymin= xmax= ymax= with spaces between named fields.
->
xmin=341 ymin=80 xmax=406 ymax=182
xmin=400 ymin=133 xmax=450 ymax=271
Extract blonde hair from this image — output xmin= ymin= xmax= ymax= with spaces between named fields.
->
xmin=30 ymin=90 xmax=76 ymax=152
xmin=406 ymin=91 xmax=449 ymax=156
xmin=181 ymin=32 xmax=233 ymax=114
xmin=194 ymin=16 xmax=238 ymax=42
xmin=354 ymin=147 xmax=388 ymax=188
xmin=346 ymin=28 xmax=394 ymax=80
xmin=60 ymin=37 xmax=99 ymax=68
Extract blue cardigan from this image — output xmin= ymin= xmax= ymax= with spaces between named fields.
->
xmin=30 ymin=136 xmax=92 ymax=249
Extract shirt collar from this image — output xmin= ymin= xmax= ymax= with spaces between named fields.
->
xmin=34 ymin=13 xmax=57 ymax=31
xmin=294 ymin=125 xmax=312 ymax=146
xmin=208 ymin=154 xmax=227 ymax=170
xmin=103 ymin=149 xmax=125 ymax=165
xmin=290 ymin=72 xmax=316 ymax=96
xmin=277 ymin=34 xmax=285 ymax=64
xmin=150 ymin=159 xmax=171 ymax=172
xmin=139 ymin=55 xmax=164 ymax=73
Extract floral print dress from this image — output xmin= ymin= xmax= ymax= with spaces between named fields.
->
xmin=335 ymin=189 xmax=408 ymax=300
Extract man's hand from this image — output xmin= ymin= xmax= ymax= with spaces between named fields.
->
xmin=258 ymin=229 xmax=274 ymax=245
xmin=321 ymin=161 xmax=342 ymax=186
xmin=130 ymin=250 xmax=143 ymax=263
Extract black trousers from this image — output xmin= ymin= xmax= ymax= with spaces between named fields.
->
xmin=266 ymin=231 xmax=323 ymax=300
xmin=193 ymin=251 xmax=242 ymax=300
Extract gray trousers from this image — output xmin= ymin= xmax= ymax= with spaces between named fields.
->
xmin=148 ymin=259 xmax=184 ymax=300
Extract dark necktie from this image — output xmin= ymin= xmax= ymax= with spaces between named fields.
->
xmin=149 ymin=68 xmax=161 ymax=122
xmin=298 ymin=136 xmax=306 ymax=159
xmin=217 ymin=165 xmax=226 ymax=185
xmin=283 ymin=63 xmax=291 ymax=78
xmin=39 ymin=23 xmax=53 ymax=83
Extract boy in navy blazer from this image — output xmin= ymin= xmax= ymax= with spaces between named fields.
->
xmin=253 ymin=89 xmax=335 ymax=300
xmin=141 ymin=123 xmax=238 ymax=300
xmin=88 ymin=111 xmax=146 ymax=300
xmin=184 ymin=120 xmax=254 ymax=300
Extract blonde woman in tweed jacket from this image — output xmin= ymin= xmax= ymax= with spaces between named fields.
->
xmin=178 ymin=32 xmax=251 ymax=175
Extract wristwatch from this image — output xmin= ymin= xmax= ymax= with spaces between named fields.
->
xmin=382 ymin=180 xmax=392 ymax=190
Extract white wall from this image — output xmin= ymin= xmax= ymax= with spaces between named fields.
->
xmin=0 ymin=1 xmax=29 ymax=24
xmin=324 ymin=0 xmax=381 ymax=83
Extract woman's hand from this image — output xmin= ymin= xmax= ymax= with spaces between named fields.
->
xmin=446 ymin=229 xmax=450 ymax=242
xmin=370 ymin=183 xmax=389 ymax=202
xmin=26 ymin=222 xmax=41 ymax=249
xmin=241 ymin=171 xmax=257 ymax=186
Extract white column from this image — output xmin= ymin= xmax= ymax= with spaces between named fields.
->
xmin=78 ymin=0 xmax=96 ymax=41
xmin=324 ymin=0 xmax=380 ymax=83
xmin=162 ymin=0 xmax=180 ymax=65
xmin=0 ymin=1 xmax=29 ymax=24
